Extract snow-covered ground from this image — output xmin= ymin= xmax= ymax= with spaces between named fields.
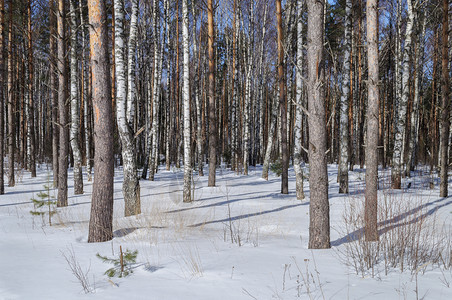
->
xmin=1 ymin=164 xmax=451 ymax=299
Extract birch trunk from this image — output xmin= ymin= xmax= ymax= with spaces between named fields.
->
xmin=69 ymin=0 xmax=83 ymax=194
xmin=338 ymin=0 xmax=351 ymax=194
xmin=293 ymin=0 xmax=305 ymax=200
xmin=307 ymin=0 xmax=330 ymax=249
xmin=392 ymin=0 xmax=415 ymax=189
xmin=182 ymin=0 xmax=192 ymax=202
xmin=126 ymin=0 xmax=138 ymax=128
xmin=114 ymin=0 xmax=141 ymax=216
xmin=262 ymin=95 xmax=277 ymax=180
xmin=149 ymin=0 xmax=163 ymax=180
xmin=407 ymin=8 xmax=426 ymax=175
xmin=79 ymin=0 xmax=92 ymax=181
xmin=192 ymin=2 xmax=203 ymax=176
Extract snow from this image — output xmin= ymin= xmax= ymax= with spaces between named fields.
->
xmin=1 ymin=164 xmax=451 ymax=299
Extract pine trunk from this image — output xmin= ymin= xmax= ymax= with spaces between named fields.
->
xmin=365 ymin=0 xmax=379 ymax=242
xmin=27 ymin=0 xmax=36 ymax=177
xmin=439 ymin=0 xmax=449 ymax=197
xmin=50 ymin=0 xmax=59 ymax=187
xmin=87 ymin=0 xmax=114 ymax=243
xmin=207 ymin=0 xmax=216 ymax=186
xmin=57 ymin=0 xmax=68 ymax=206
xmin=276 ymin=0 xmax=288 ymax=194
xmin=307 ymin=0 xmax=330 ymax=249
xmin=7 ymin=0 xmax=14 ymax=187
xmin=0 ymin=0 xmax=4 ymax=194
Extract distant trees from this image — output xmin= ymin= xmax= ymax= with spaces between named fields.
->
xmin=0 ymin=0 xmax=450 ymax=246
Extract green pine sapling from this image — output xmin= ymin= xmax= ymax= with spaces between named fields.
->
xmin=96 ymin=246 xmax=138 ymax=278
xmin=30 ymin=174 xmax=56 ymax=226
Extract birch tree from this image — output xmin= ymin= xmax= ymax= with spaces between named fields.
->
xmin=307 ymin=0 xmax=329 ymax=249
xmin=182 ymin=0 xmax=192 ymax=202
xmin=365 ymin=0 xmax=379 ymax=241
xmin=338 ymin=0 xmax=351 ymax=194
xmin=87 ymin=0 xmax=114 ymax=243
xmin=114 ymin=0 xmax=141 ymax=216
xmin=294 ymin=0 xmax=305 ymax=200
xmin=79 ymin=0 xmax=92 ymax=181
xmin=392 ymin=0 xmax=415 ymax=189
xmin=69 ymin=0 xmax=83 ymax=194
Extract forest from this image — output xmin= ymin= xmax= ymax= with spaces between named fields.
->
xmin=0 ymin=0 xmax=451 ymax=298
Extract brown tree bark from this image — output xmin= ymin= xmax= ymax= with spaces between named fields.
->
xmin=27 ymin=0 xmax=36 ymax=177
xmin=87 ymin=0 xmax=114 ymax=243
xmin=50 ymin=0 xmax=59 ymax=188
xmin=365 ymin=0 xmax=379 ymax=241
xmin=307 ymin=0 xmax=330 ymax=249
xmin=439 ymin=0 xmax=450 ymax=197
xmin=207 ymin=0 xmax=216 ymax=187
xmin=276 ymin=0 xmax=288 ymax=194
xmin=57 ymin=0 xmax=68 ymax=207
xmin=7 ymin=0 xmax=14 ymax=187
xmin=0 ymin=0 xmax=4 ymax=194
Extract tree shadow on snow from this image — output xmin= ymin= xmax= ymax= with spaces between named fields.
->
xmin=331 ymin=197 xmax=452 ymax=247
xmin=188 ymin=202 xmax=308 ymax=227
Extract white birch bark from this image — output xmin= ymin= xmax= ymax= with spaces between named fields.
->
xmin=69 ymin=0 xmax=83 ymax=194
xmin=114 ymin=0 xmax=140 ymax=216
xmin=126 ymin=0 xmax=139 ymax=128
xmin=392 ymin=0 xmax=415 ymax=188
xmin=149 ymin=0 xmax=162 ymax=180
xmin=182 ymin=0 xmax=191 ymax=202
xmin=191 ymin=2 xmax=203 ymax=176
xmin=79 ymin=0 xmax=92 ymax=181
xmin=294 ymin=0 xmax=305 ymax=200
xmin=407 ymin=7 xmax=425 ymax=175
xmin=338 ymin=0 xmax=351 ymax=193
xmin=262 ymin=94 xmax=278 ymax=180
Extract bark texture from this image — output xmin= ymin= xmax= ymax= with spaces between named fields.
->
xmin=439 ymin=0 xmax=449 ymax=197
xmin=207 ymin=0 xmax=216 ymax=187
xmin=365 ymin=0 xmax=379 ymax=241
xmin=276 ymin=0 xmax=288 ymax=194
xmin=87 ymin=0 xmax=114 ymax=243
xmin=57 ymin=0 xmax=68 ymax=206
xmin=307 ymin=0 xmax=330 ymax=249
xmin=69 ymin=0 xmax=83 ymax=194
xmin=338 ymin=0 xmax=351 ymax=194
xmin=114 ymin=0 xmax=140 ymax=216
